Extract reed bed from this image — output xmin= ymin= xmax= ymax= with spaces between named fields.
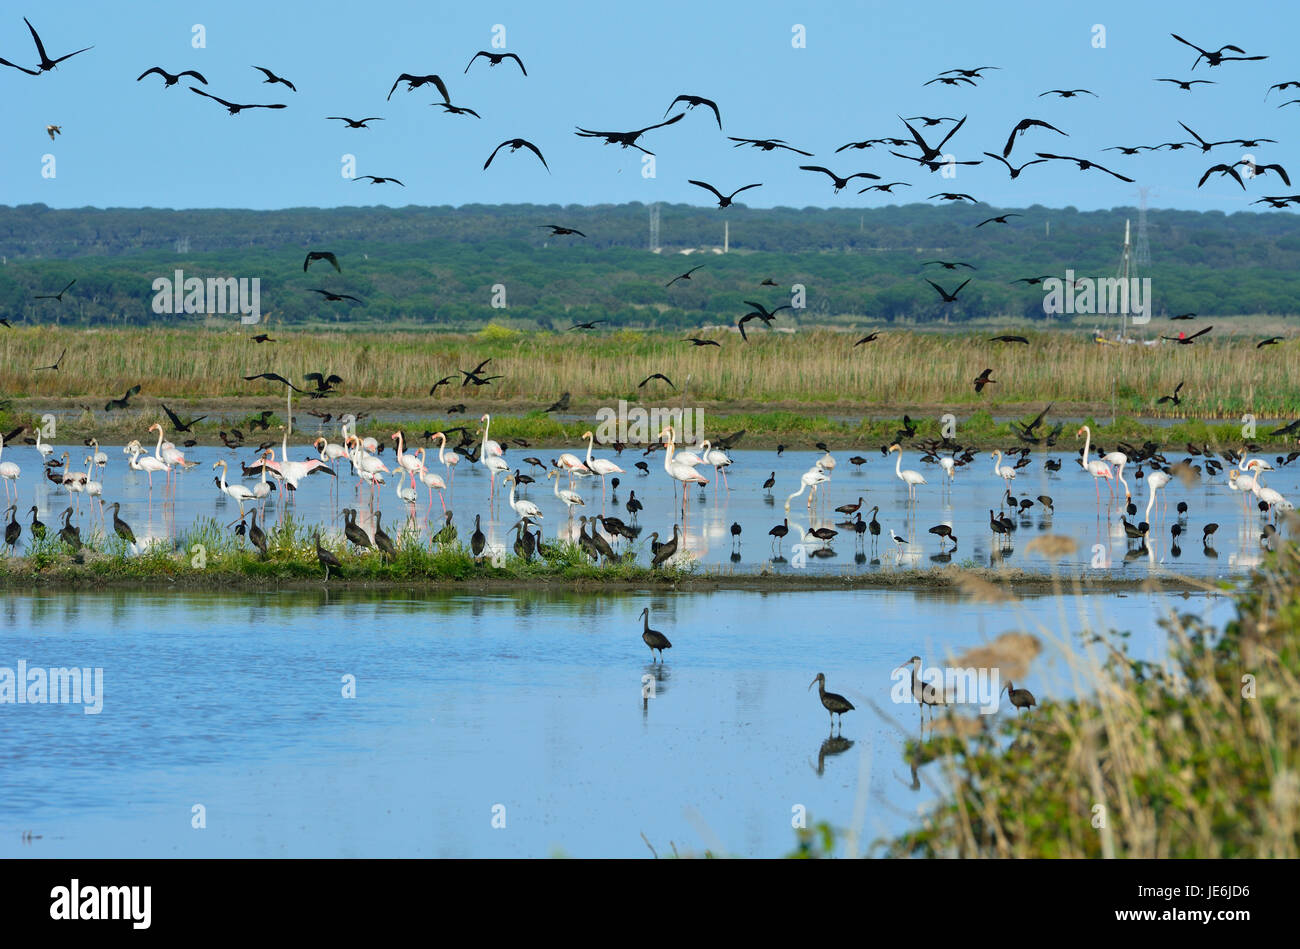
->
xmin=1 ymin=325 xmax=1297 ymax=417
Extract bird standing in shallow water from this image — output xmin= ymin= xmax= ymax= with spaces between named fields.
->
xmin=809 ymin=673 xmax=854 ymax=730
xmin=640 ymin=607 xmax=672 ymax=662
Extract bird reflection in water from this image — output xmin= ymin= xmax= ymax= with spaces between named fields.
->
xmin=809 ymin=734 xmax=855 ymax=776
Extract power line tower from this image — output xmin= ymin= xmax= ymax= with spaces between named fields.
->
xmin=1135 ymin=186 xmax=1151 ymax=268
xmin=649 ymin=203 xmax=660 ymax=253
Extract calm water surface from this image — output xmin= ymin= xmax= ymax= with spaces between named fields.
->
xmin=0 ymin=587 xmax=1233 ymax=858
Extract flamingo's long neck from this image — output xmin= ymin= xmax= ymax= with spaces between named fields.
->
xmin=282 ymin=429 xmax=289 ymax=463
xmin=480 ymin=417 xmax=492 ymax=467
xmin=1081 ymin=427 xmax=1092 ymax=466
xmin=1145 ymin=487 xmax=1156 ymax=522
xmin=436 ymin=435 xmax=447 ymax=466
xmin=585 ymin=432 xmax=595 ymax=466
xmin=895 ymin=450 xmax=903 ymax=478
xmin=154 ymin=428 xmax=165 ymax=458
xmin=663 ymin=438 xmax=675 ymax=472
xmin=992 ymin=451 xmax=1000 ymax=474
xmin=553 ymin=475 xmax=562 ymax=500
xmin=218 ymin=463 xmax=229 ymax=491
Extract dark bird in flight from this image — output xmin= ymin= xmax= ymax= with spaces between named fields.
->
xmin=900 ymin=115 xmax=967 ymax=162
xmin=1156 ymin=78 xmax=1215 ymax=90
xmin=836 ymin=137 xmax=910 ymax=152
xmin=1039 ymin=88 xmax=1097 ymax=98
xmin=21 ymin=17 xmax=93 ymax=73
xmin=484 ymin=138 xmax=549 ymax=171
xmin=665 ymin=94 xmax=722 ymax=129
xmin=545 ymin=392 xmax=570 ymax=413
xmin=574 ymin=113 xmax=683 ymax=154
xmin=929 ymin=192 xmax=978 ymax=203
xmin=854 ymin=332 xmax=879 ymax=346
xmin=570 ymin=320 xmax=607 ymax=331
xmin=465 ymin=51 xmax=526 ymax=75
xmin=799 ymin=165 xmax=880 ymax=193
xmin=744 ymin=301 xmax=792 ymax=324
xmin=760 ymin=278 xmax=779 ymax=285
xmin=1198 ymin=164 xmax=1245 ymax=189
xmin=1161 ymin=326 xmax=1214 ymax=344
xmin=387 ymin=73 xmax=450 ymax=102
xmin=307 ymin=289 xmax=364 ymax=303
xmin=688 ymin=179 xmax=762 ymax=208
xmin=1253 ymin=195 xmax=1300 ymax=208
xmin=304 ymin=372 xmax=343 ymax=394
xmin=1266 ymin=81 xmax=1300 ymax=98
xmin=137 ymin=66 xmax=207 ymax=87
xmin=638 ymin=373 xmax=675 ymax=390
xmin=972 ymin=368 xmax=997 ymax=392
xmin=1035 ymin=153 xmax=1134 ymax=181
xmin=252 ymin=334 xmax=275 ymax=343
xmin=684 ymin=337 xmax=721 ymax=347
xmin=429 ymin=375 xmax=456 ymax=395
xmin=858 ymin=181 xmax=912 ymax=193
xmin=976 ymin=213 xmax=1021 ymax=227
xmin=939 ymin=66 xmax=1000 ymax=78
xmin=1170 ymin=34 xmax=1267 ymax=69
xmin=304 ymin=251 xmax=341 ymax=272
xmin=460 ymin=358 xmax=494 ymax=386
xmin=727 ymin=136 xmax=813 ymax=156
xmin=924 ymin=75 xmax=976 ymax=87
xmin=667 ymin=265 xmax=705 ymax=287
xmin=327 ymin=116 xmax=382 ymax=128
xmin=0 ymin=319 xmax=10 ymax=328
xmin=923 ymin=260 xmax=975 ymax=270
xmin=905 ymin=115 xmax=958 ymax=127
xmin=189 ymin=87 xmax=285 ymax=114
xmin=926 ymin=279 xmax=970 ymax=302
xmin=1237 ymin=160 xmax=1291 ymax=186
xmin=1102 ymin=145 xmax=1154 ymax=155
xmin=1010 ymin=276 xmax=1052 ymax=286
xmin=990 ymin=335 xmax=1030 ymax=344
xmin=538 ymin=224 xmax=586 ymax=237
xmin=161 ymin=404 xmax=207 ymax=432
xmin=104 ymin=384 xmax=141 ymax=411
xmin=983 ymin=152 xmax=1048 ymax=179
xmin=34 ymin=279 xmax=75 ymax=301
xmin=243 ymin=372 xmax=303 ymax=391
xmin=1178 ymin=121 xmax=1234 ymax=153
xmin=436 ymin=102 xmax=481 ymax=118
xmin=1156 ymin=381 xmax=1184 ymax=406
xmin=890 ymin=151 xmax=982 ymax=172
xmin=1170 ymin=312 xmax=1197 ymax=320
xmin=1002 ymin=118 xmax=1067 ymax=157
xmin=1258 ymin=337 xmax=1283 ymax=348
xmin=34 ymin=348 xmax=66 ymax=371
xmin=252 ymin=66 xmax=296 ymax=91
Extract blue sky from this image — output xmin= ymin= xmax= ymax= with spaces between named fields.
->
xmin=2 ymin=0 xmax=1294 ymax=212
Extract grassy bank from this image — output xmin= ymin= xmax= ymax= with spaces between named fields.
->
xmin=879 ymin=540 xmax=1300 ymax=858
xmin=2 ymin=325 xmax=1298 ymax=420
xmin=0 ymin=516 xmax=1211 ymax=593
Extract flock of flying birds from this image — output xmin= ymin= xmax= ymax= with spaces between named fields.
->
xmin=3 ymin=21 xmax=1300 ymax=587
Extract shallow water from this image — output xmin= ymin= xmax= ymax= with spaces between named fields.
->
xmin=0 ymin=435 xmax=1287 ymax=578
xmin=0 ymin=587 xmax=1233 ymax=858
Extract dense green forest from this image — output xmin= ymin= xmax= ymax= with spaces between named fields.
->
xmin=1 ymin=202 xmax=1297 ymax=328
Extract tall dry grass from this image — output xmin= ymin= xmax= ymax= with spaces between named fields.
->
xmin=1 ymin=325 xmax=1296 ymax=415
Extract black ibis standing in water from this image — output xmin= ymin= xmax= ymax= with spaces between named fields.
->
xmin=762 ymin=471 xmax=776 ymax=493
xmin=809 ymin=672 xmax=854 ymax=729
xmin=470 ymin=514 xmax=486 ymax=560
xmin=730 ymin=521 xmax=742 ymax=549
xmin=990 ymin=509 xmax=1011 ymax=548
xmin=640 ymin=607 xmax=672 ymax=662
xmin=928 ymin=523 xmax=956 ymax=549
xmin=769 ymin=518 xmax=789 ymax=552
xmin=867 ymin=506 xmax=881 ymax=552
xmin=314 ymin=532 xmax=340 ymax=579
xmin=109 ymin=502 xmax=136 ymax=546
xmin=28 ymin=506 xmax=45 ymax=541
xmin=625 ymin=490 xmax=642 ymax=520
xmin=373 ymin=511 xmax=397 ymax=561
xmin=248 ymin=509 xmax=268 ymax=559
xmin=1202 ymin=522 xmax=1219 ymax=545
xmin=896 ymin=656 xmax=949 ymax=721
xmin=650 ymin=525 xmax=679 ymax=568
xmin=1002 ymin=681 xmax=1037 ymax=714
xmin=343 ymin=508 xmax=373 ymax=552
xmin=58 ymin=508 xmax=81 ymax=551
xmin=4 ymin=505 xmax=19 ymax=552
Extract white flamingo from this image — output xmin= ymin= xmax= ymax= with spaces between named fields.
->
xmin=34 ymin=429 xmax=52 ymax=459
xmin=1076 ymin=426 xmax=1114 ymax=512
xmin=991 ymin=450 xmax=1016 ymax=484
xmin=582 ymin=430 xmax=624 ymax=503
xmin=785 ymin=465 xmax=830 ymax=512
xmin=392 ymin=430 xmax=424 ymax=488
xmin=0 ymin=436 xmax=20 ymax=501
xmin=479 ymin=414 xmax=511 ymax=502
xmin=88 ymin=438 xmax=108 ymax=470
xmin=213 ymin=460 xmax=256 ymax=516
xmin=659 ymin=427 xmax=708 ymax=515
xmin=432 ymin=431 xmax=460 ymax=488
xmin=507 ymin=472 xmax=544 ymax=521
xmin=704 ymin=440 xmax=734 ymax=491
xmin=548 ymin=468 xmax=585 ymax=517
xmin=127 ymin=441 xmax=169 ymax=491
xmin=889 ymin=444 xmax=927 ymax=502
xmin=414 ymin=448 xmax=448 ymax=512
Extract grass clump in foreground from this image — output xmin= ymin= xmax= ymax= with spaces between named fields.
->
xmin=0 ymin=515 xmax=697 ymax=585
xmin=879 ymin=539 xmax=1300 ymax=859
